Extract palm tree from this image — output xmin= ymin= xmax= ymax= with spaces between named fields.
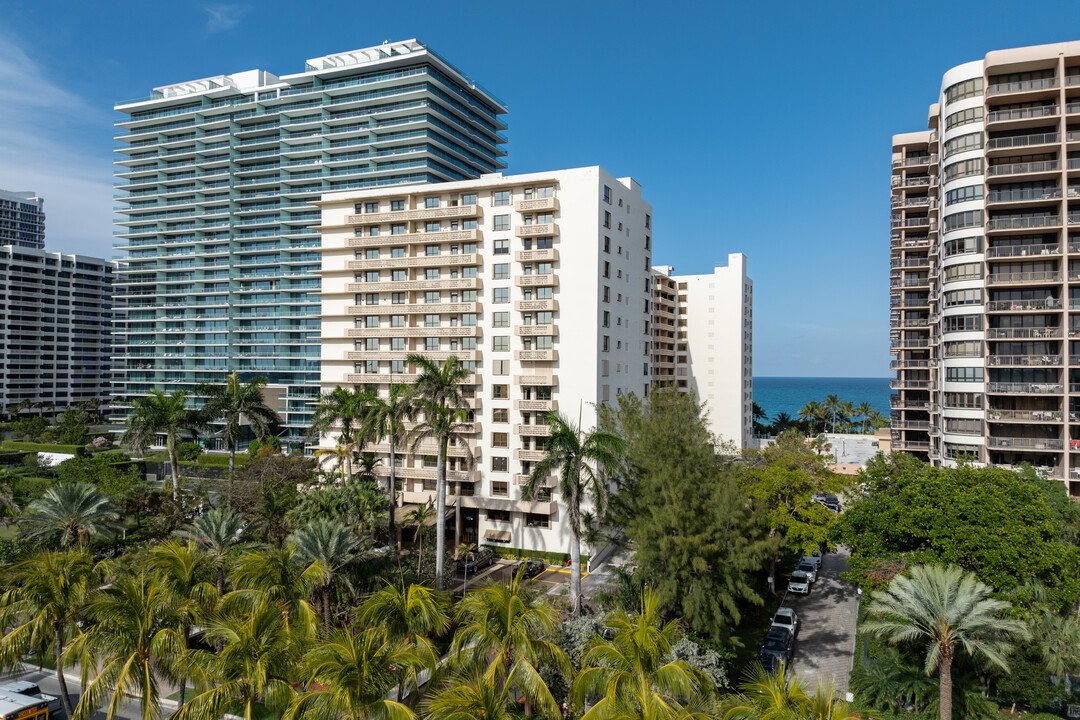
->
xmin=405 ymin=504 xmax=434 ymax=576
xmin=721 ymin=661 xmax=808 ymax=720
xmin=231 ymin=543 xmax=327 ymax=641
xmin=123 ymin=389 xmax=202 ymax=501
xmin=450 ymin=568 xmax=570 ymax=717
xmin=66 ymin=572 xmax=183 ymax=720
xmin=20 ymin=481 xmax=120 ymax=548
xmin=855 ymin=401 xmax=874 ymax=434
xmin=573 ymin=586 xmax=710 ymax=719
xmin=424 ymin=671 xmax=523 ymax=720
xmin=174 ymin=507 xmax=245 ymax=596
xmin=197 ymin=372 xmax=278 ymax=507
xmin=365 ymin=383 xmax=417 ymax=552
xmin=315 ymin=441 xmax=360 ymax=482
xmin=864 ymin=564 xmax=1029 ymax=720
xmin=355 ymin=580 xmax=450 ymax=692
xmin=309 ymin=386 xmax=373 ymax=480
xmin=171 ymin=599 xmax=298 ymax=720
xmin=354 ymin=452 xmax=383 ymax=485
xmin=798 ymin=401 xmax=824 ymax=435
xmin=0 ymin=549 xmax=96 ymax=718
xmin=406 ymin=354 xmax=474 ymax=591
xmin=289 ymin=519 xmax=362 ymax=633
xmin=821 ymin=394 xmax=843 ymax=433
xmin=287 ymin=627 xmax=419 ymax=720
xmin=525 ymin=411 xmax=625 ymax=615
xmin=147 ymin=540 xmax=217 ymax=706
xmin=770 ymin=412 xmax=797 ymax=434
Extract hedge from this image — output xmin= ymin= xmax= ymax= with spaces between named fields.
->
xmin=0 ymin=441 xmax=84 ymax=455
xmin=193 ymin=454 xmax=251 ymax=468
xmin=488 ymin=545 xmax=589 ymax=570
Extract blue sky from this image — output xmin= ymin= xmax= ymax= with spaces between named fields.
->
xmin=3 ymin=0 xmax=1080 ymax=377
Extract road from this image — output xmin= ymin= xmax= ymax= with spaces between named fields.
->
xmin=786 ymin=547 xmax=860 ymax=694
xmin=2 ymin=666 xmax=164 ymax=720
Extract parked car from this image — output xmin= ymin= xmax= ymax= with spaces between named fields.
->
xmin=514 ymin=559 xmax=546 ymax=579
xmin=758 ymin=651 xmax=781 ymax=674
xmin=0 ymin=681 xmax=61 ymax=716
xmin=799 ymin=549 xmax=823 ymax=571
xmin=456 ymin=546 xmax=494 ymax=574
xmin=796 ymin=559 xmax=818 ymax=583
xmin=759 ymin=626 xmax=794 ymax=667
xmin=824 ymin=495 xmax=841 ymax=512
xmin=771 ymin=607 xmax=799 ymax=636
xmin=788 ymin=570 xmax=811 ymax=595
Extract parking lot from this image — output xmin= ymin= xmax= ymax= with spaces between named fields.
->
xmin=783 ymin=547 xmax=860 ymax=694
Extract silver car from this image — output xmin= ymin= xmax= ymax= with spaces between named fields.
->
xmin=788 ymin=570 xmax=810 ymax=595
xmin=771 ymin=607 xmax=799 ymax=636
xmin=796 ymin=559 xmax=818 ymax=583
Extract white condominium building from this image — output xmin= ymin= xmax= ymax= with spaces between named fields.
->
xmin=0 ymin=246 xmax=117 ymax=413
xmin=651 ymin=256 xmax=753 ymax=449
xmin=0 ymin=190 xmax=45 ymax=250
xmin=890 ymin=40 xmax=1080 ymax=494
xmin=316 ymin=166 xmax=653 ymax=555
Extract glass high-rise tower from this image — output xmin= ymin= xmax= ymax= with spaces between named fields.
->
xmin=112 ymin=40 xmax=507 ymax=448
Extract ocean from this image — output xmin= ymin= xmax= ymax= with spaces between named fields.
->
xmin=753 ymin=376 xmax=892 ymax=421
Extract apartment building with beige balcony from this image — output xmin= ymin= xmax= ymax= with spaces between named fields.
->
xmin=315 ymin=166 xmax=653 ymax=554
xmin=891 ymin=40 xmax=1080 ymax=494
xmin=652 ymin=256 xmax=753 ymax=449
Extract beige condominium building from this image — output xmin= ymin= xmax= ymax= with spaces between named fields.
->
xmin=315 ymin=166 xmax=653 ymax=554
xmin=891 ymin=40 xmax=1080 ymax=494
xmin=652 ymin=256 xmax=753 ymax=449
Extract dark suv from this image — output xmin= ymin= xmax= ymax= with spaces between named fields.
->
xmin=456 ymin=546 xmax=495 ymax=574
xmin=759 ymin=626 xmax=794 ymax=668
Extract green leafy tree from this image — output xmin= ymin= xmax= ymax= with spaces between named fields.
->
xmin=0 ymin=549 xmax=96 ymax=717
xmin=230 ymin=452 xmax=311 ymax=545
xmin=406 ymin=354 xmax=473 ymax=591
xmin=20 ymin=481 xmax=120 ymax=547
xmin=289 ymin=518 xmax=362 ymax=632
xmin=123 ymin=389 xmax=203 ymax=501
xmin=58 ymin=454 xmax=141 ymax=500
xmin=309 ymin=386 xmax=373 ymax=480
xmin=525 ymin=411 xmax=624 ymax=614
xmin=864 ymin=564 xmax=1029 ymax=720
xmin=602 ymin=389 xmax=770 ymax=642
xmin=197 ymin=372 xmax=279 ymax=507
xmin=365 ymin=383 xmax=417 ymax=552
xmin=66 ymin=571 xmax=183 ymax=720
xmin=573 ymin=586 xmax=711 ymax=719
xmin=54 ymin=407 xmax=91 ymax=445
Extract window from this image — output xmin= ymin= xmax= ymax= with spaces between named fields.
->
xmin=392 ymin=223 xmax=406 ymax=235
xmin=364 ymin=316 xmax=379 ymax=328
xmin=645 ymin=213 xmax=651 ymax=229
xmin=493 ymin=190 xmax=510 ymax=206
xmin=391 ymin=315 xmax=405 ymax=327
xmin=602 ymin=335 xmax=610 ymax=352
xmin=493 ymin=215 xmax=510 ymax=231
xmin=945 ymin=78 xmax=984 ymax=104
xmin=392 ymin=270 xmax=406 ymax=281
xmin=945 ymin=106 xmax=984 ymax=130
xmin=493 ymin=264 xmax=509 ymax=279
xmin=425 ymin=337 xmax=439 ymax=351
xmin=603 ymin=211 xmax=611 ymax=228
xmin=487 ymin=509 xmax=511 ymax=521
xmin=943 ymin=263 xmax=982 ymax=282
xmin=462 ymin=192 xmax=477 ymax=205
xmin=493 ymin=359 xmax=509 ymax=375
xmin=365 ymin=249 xmax=379 ymax=259
xmin=392 ymin=247 xmax=405 ymax=258
xmin=945 ymin=185 xmax=984 ymax=206
xmin=494 ymin=239 xmax=509 ymax=254
xmin=944 ymin=340 xmax=983 ymax=357
xmin=493 ymin=336 xmax=509 ymax=351
xmin=943 ymin=236 xmax=982 ymax=257
xmin=603 ymin=185 xmax=612 ymax=204
xmin=425 ymin=197 xmax=439 ymax=209
xmin=943 ymin=132 xmax=984 ymax=158
xmin=943 ymin=209 xmax=984 ymax=232
xmin=366 ymin=271 xmax=380 ymax=282
xmin=426 ymin=221 xmax=440 ymax=232
xmin=602 ymin=311 xmax=610 ymax=328
xmin=426 ymin=245 xmax=440 ymax=256
xmin=391 ymin=360 xmax=405 ymax=374
xmin=945 ymin=367 xmax=984 ymax=382
xmin=493 ymin=287 xmax=509 ymax=303
xmin=391 ymin=292 xmax=405 ymax=304
xmin=391 ymin=200 xmax=405 ymax=211
xmin=945 ymin=417 xmax=983 ymax=435
xmin=424 ymin=314 xmax=440 ymax=328
xmin=367 ymin=226 xmax=379 ymax=237
xmin=460 ymin=313 xmax=477 ymax=326
xmin=945 ymin=392 xmax=983 ymax=409
xmin=943 ymin=158 xmax=984 ymax=182
xmin=492 ymin=457 xmax=509 ymax=472
xmin=943 ymin=288 xmax=983 ymax=307
xmin=463 ymin=290 xmax=477 ymax=301
xmin=491 ymin=481 xmax=509 ymax=497
xmin=604 ymin=236 xmax=610 ymax=253
xmin=365 ymin=337 xmax=379 ymax=351
xmin=425 ymin=268 xmax=439 ymax=280
xmin=493 ymin=311 xmax=509 ymax=327
xmin=365 ymin=202 xmax=379 ymax=213
xmin=943 ymin=314 xmax=983 ymax=332
xmin=365 ymin=360 xmax=379 ymax=373
xmin=492 ymin=408 xmax=509 ymax=423
xmin=425 ymin=291 xmax=440 ymax=303
xmin=492 ymin=384 xmax=508 ymax=399
xmin=391 ymin=337 xmax=405 ymax=351
xmin=602 ymin=286 xmax=610 ymax=302
xmin=538 ymin=186 xmax=553 ymax=198
xmin=603 ymin=261 xmax=610 ymax=278
xmin=491 ymin=432 xmax=509 ymax=448
xmin=525 ymin=513 xmax=550 ymax=529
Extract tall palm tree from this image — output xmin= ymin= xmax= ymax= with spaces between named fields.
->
xmin=315 ymin=442 xmax=360 ymax=482
xmin=197 ymin=372 xmax=278 ymax=507
xmin=20 ymin=481 xmax=120 ymax=548
xmin=123 ymin=389 xmax=202 ymax=501
xmin=287 ymin=627 xmax=419 ymax=720
xmin=289 ymin=519 xmax=362 ymax=633
xmin=171 ymin=599 xmax=299 ymax=720
xmin=525 ymin=411 xmax=624 ymax=615
xmin=406 ymin=354 xmax=473 ymax=591
xmin=309 ymin=386 xmax=373 ymax=480
xmin=798 ymin=401 xmax=824 ymax=435
xmin=450 ymin=568 xmax=570 ymax=717
xmin=855 ymin=401 xmax=874 ymax=434
xmin=573 ymin=586 xmax=710 ymax=720
xmin=405 ymin=504 xmax=434 ymax=576
xmin=354 ymin=452 xmax=383 ymax=485
xmin=771 ymin=412 xmax=797 ymax=434
xmin=147 ymin=540 xmax=218 ymax=706
xmin=721 ymin=661 xmax=808 ymax=719
xmin=821 ymin=394 xmax=843 ymax=433
xmin=66 ymin=571 xmax=183 ymax=720
xmin=174 ymin=507 xmax=245 ymax=596
xmin=864 ymin=564 xmax=1029 ymax=720
xmin=0 ymin=549 xmax=97 ymax=718
xmin=231 ymin=544 xmax=327 ymax=641
xmin=365 ymin=383 xmax=417 ymax=552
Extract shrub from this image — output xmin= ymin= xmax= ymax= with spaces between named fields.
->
xmin=2 ymin=441 xmax=84 ymax=456
xmin=177 ymin=441 xmax=203 ymax=462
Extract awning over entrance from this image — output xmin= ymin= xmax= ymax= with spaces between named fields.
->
xmin=484 ymin=529 xmax=511 ymax=543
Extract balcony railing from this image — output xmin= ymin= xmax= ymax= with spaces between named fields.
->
xmin=987 ymin=354 xmax=1062 ymax=366
xmin=987 ymin=76 xmax=1058 ymax=95
xmin=986 ymin=270 xmax=1062 ymax=284
xmin=986 ymin=132 xmax=1061 ymax=150
xmin=986 ymin=105 xmax=1058 ymax=123
xmin=988 ymin=382 xmax=1063 ymax=394
xmin=988 ymin=409 xmax=1063 ymax=421
xmin=986 ymin=327 xmax=1062 ymax=339
xmin=892 ymin=155 xmax=936 ymax=168
xmin=985 ymin=243 xmax=1060 ymax=258
xmin=987 ymin=160 xmax=1060 ymax=176
xmin=987 ymin=436 xmax=1064 ymax=450
xmin=986 ymin=187 xmax=1062 ymax=203
xmin=987 ymin=298 xmax=1062 ymax=311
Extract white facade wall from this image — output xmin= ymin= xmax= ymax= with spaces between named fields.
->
xmin=316 ymin=166 xmax=652 ymax=557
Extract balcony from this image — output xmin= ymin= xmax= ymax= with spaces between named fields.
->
xmin=987 ymin=436 xmax=1064 ymax=450
xmin=892 ymin=155 xmax=936 ymax=169
xmin=346 ymin=302 xmax=481 ymax=316
xmin=891 ymin=216 xmax=933 ymax=229
xmin=514 ymin=449 xmax=548 ymax=462
xmin=515 ymin=324 xmax=557 ymax=337
xmin=889 ymin=359 xmax=934 ymax=369
xmin=513 ymin=474 xmax=556 ymax=488
xmin=987 ymin=160 xmax=1060 ymax=177
xmin=986 ymin=270 xmax=1062 ymax=284
xmin=987 ymin=187 xmax=1062 ymax=204
xmin=987 ymin=354 xmax=1062 ymax=366
xmin=985 ymin=243 xmax=1059 ymax=258
xmin=891 ymin=175 xmax=933 ymax=189
xmin=987 ymin=298 xmax=1062 ymax=311
xmin=985 ymin=132 xmax=1060 ymax=151
xmin=343 ymin=350 xmax=482 ymax=362
xmin=892 ymin=420 xmax=930 ymax=430
xmin=891 ymin=196 xmax=936 ymax=209
xmin=987 ymin=76 xmax=1058 ymax=95
xmin=514 ymin=299 xmax=558 ymax=312
xmin=514 ymin=374 xmax=556 ymax=386
xmin=343 ymin=277 xmax=481 ymax=293
xmin=344 ymin=203 xmax=479 ymax=225
xmin=515 ymin=399 xmax=557 ymax=412
xmin=889 ymin=379 xmax=935 ymax=390
xmin=345 ymin=228 xmax=480 ymax=248
xmin=343 ymin=326 xmax=481 ymax=338
xmin=515 ymin=274 xmax=557 ymax=288
xmin=515 ymin=223 xmax=558 ymax=237
xmin=515 ymin=349 xmax=557 ymax=362
xmin=987 ymin=215 xmax=1062 ymax=231
xmin=514 ymin=248 xmax=559 ymax=262
xmin=892 ymin=439 xmax=931 ymax=451
xmin=515 ymin=197 xmax=559 ymax=213
xmin=987 ymin=409 xmax=1063 ymax=422
xmin=987 ymin=327 xmax=1062 ymax=339
xmin=988 ymin=382 xmax=1063 ymax=394
xmin=345 ymin=253 xmax=478 ymax=270
xmin=515 ymin=423 xmax=552 ymax=437
xmin=373 ymin=465 xmax=476 ymax=482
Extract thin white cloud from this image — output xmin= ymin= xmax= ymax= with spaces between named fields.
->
xmin=204 ymin=4 xmax=251 ymax=33
xmin=0 ymin=33 xmax=114 ymax=258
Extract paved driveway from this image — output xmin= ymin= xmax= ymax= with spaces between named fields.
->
xmin=786 ymin=547 xmax=860 ymax=694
